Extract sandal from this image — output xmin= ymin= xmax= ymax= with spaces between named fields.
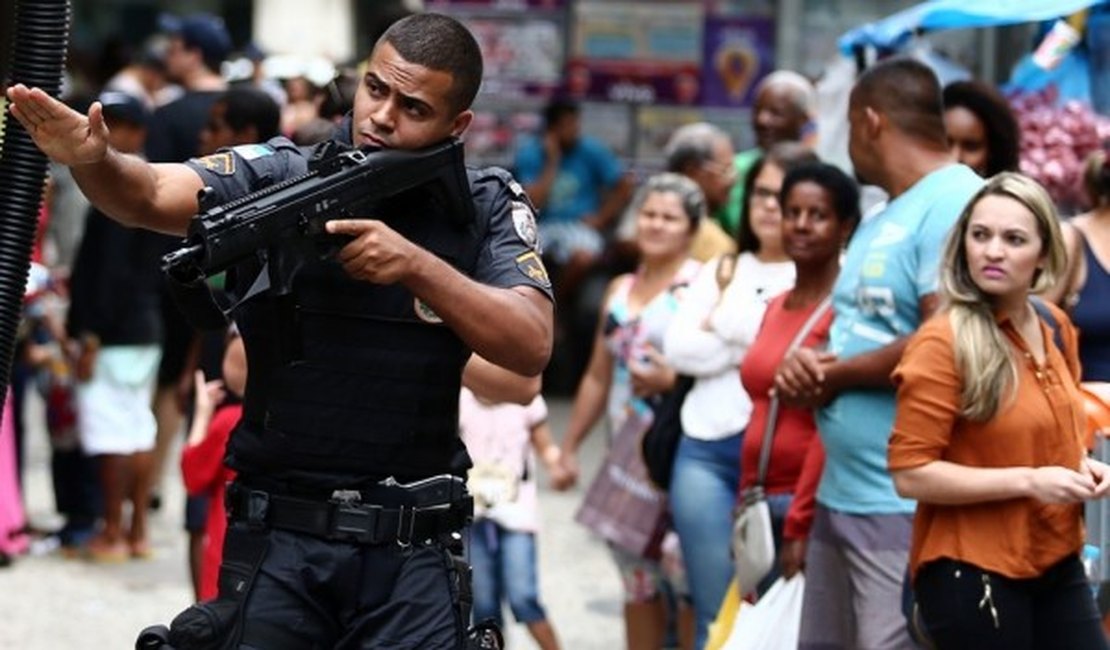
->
xmin=129 ymin=540 xmax=153 ymax=560
xmin=84 ymin=537 xmax=128 ymax=564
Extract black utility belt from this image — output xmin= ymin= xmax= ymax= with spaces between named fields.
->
xmin=227 ymin=479 xmax=474 ymax=547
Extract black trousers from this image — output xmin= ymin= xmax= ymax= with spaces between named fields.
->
xmin=915 ymin=555 xmax=1108 ymax=650
xmin=217 ymin=522 xmax=468 ymax=649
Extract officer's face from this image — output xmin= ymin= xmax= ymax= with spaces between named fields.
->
xmin=352 ymin=42 xmax=473 ymax=150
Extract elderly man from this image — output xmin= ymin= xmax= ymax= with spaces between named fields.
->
xmin=724 ymin=70 xmax=817 ymax=236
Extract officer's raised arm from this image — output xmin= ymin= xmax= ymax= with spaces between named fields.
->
xmin=5 ymin=84 xmax=202 ymax=235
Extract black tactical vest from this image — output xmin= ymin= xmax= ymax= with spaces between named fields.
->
xmin=229 ymin=178 xmax=485 ymax=483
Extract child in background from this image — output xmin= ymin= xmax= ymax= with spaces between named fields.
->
xmin=460 ymin=387 xmax=570 ymax=650
xmin=180 ymin=332 xmax=245 ymax=602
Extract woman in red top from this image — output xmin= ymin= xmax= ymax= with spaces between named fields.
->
xmin=739 ymin=162 xmax=859 ymax=592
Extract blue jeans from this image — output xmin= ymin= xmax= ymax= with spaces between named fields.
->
xmin=669 ymin=432 xmax=742 ymax=649
xmin=468 ymin=519 xmax=548 ymax=628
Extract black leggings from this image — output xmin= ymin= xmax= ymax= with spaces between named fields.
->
xmin=915 ymin=555 xmax=1108 ymax=650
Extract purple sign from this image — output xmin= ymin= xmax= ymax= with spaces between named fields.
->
xmin=425 ymin=0 xmax=567 ymax=8
xmin=563 ymin=60 xmax=703 ymax=106
xmin=701 ymin=15 xmax=775 ymax=108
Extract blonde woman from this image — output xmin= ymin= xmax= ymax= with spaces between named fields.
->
xmin=888 ymin=173 xmax=1110 ymax=649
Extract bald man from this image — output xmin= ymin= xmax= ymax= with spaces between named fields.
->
xmin=773 ymin=58 xmax=982 ymax=650
xmin=722 ymin=70 xmax=816 ymax=237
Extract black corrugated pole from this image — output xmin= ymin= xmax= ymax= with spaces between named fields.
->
xmin=0 ymin=0 xmax=72 ymax=415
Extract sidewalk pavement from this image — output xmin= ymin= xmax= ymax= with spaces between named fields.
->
xmin=1 ymin=396 xmax=625 ymax=650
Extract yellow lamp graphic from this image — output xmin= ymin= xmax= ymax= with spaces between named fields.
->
xmin=715 ymin=43 xmax=759 ymax=101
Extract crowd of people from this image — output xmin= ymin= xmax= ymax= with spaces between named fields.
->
xmin=1 ymin=8 xmax=1110 ymax=650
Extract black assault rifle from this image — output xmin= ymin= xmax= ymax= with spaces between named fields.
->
xmin=161 ymin=137 xmax=475 ymax=304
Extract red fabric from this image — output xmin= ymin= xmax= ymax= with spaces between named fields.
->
xmin=738 ymin=293 xmax=832 ymax=496
xmin=783 ymin=437 xmax=823 ymax=541
xmin=181 ymin=404 xmax=241 ymax=601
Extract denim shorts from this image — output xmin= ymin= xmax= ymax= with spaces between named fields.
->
xmin=468 ymin=519 xmax=548 ymax=626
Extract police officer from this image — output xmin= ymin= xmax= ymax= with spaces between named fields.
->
xmin=8 ymin=12 xmax=553 ymax=649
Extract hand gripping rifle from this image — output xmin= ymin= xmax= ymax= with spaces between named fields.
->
xmin=161 ymin=138 xmax=475 ymax=328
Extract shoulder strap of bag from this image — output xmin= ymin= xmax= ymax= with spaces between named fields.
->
xmin=755 ymin=295 xmax=833 ymax=487
xmin=1030 ymin=296 xmax=1065 ymax=356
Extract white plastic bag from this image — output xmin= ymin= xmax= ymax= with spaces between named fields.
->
xmin=721 ymin=575 xmax=805 ymax=650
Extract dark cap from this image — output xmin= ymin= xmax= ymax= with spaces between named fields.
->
xmin=159 ymin=12 xmax=232 ymax=66
xmin=98 ymin=91 xmax=150 ymax=127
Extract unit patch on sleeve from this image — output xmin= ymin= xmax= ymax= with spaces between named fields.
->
xmin=511 ymin=201 xmax=539 ymax=250
xmin=515 ymin=251 xmax=551 ymax=288
xmin=194 ymin=152 xmax=235 ymax=176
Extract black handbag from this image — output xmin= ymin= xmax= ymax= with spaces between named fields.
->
xmin=640 ymin=374 xmax=695 ymax=491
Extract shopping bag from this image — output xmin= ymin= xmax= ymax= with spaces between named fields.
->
xmin=706 ymin=579 xmax=743 ymax=650
xmin=575 ymin=413 xmax=669 ymax=559
xmin=720 ymin=575 xmax=805 ymax=650
xmin=732 ymin=487 xmax=776 ymax=597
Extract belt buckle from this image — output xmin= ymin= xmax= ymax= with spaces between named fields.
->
xmin=329 ymin=490 xmax=380 ymax=544
xmin=331 ymin=489 xmax=362 ymax=505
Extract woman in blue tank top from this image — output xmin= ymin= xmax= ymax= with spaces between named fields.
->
xmin=1053 ymin=151 xmax=1110 ymax=381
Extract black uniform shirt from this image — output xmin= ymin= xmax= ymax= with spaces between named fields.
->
xmin=182 ymin=135 xmax=552 ymax=487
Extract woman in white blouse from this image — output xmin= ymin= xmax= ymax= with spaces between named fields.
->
xmin=662 ymin=143 xmax=817 ymax=647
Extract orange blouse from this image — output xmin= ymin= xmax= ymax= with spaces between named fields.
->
xmin=888 ymin=303 xmax=1086 ymax=580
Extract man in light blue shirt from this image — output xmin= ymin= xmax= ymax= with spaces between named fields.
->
xmin=775 ymin=58 xmax=983 ymax=650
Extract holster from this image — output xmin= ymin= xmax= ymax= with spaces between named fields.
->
xmin=165 ymin=524 xmax=270 ymax=650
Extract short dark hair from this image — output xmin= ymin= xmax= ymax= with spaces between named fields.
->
xmin=852 ymin=57 xmax=947 ymax=146
xmin=379 ymin=13 xmax=483 ymax=115
xmin=942 ymin=80 xmax=1020 ymax=176
xmin=543 ymin=98 xmax=580 ymax=129
xmin=780 ymin=162 xmax=861 ymax=233
xmin=220 ymin=87 xmax=281 ymax=141
xmin=737 ymin=142 xmax=819 ymax=253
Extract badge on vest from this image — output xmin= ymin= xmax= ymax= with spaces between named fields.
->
xmin=511 ymin=201 xmax=539 ymax=250
xmin=194 ymin=152 xmax=235 ymax=176
xmin=515 ymin=251 xmax=551 ymax=288
xmin=414 ymin=297 xmax=444 ymax=324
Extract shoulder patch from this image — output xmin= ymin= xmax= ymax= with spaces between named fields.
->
xmin=515 ymin=251 xmax=551 ymax=288
xmin=194 ymin=152 xmax=235 ymax=176
xmin=232 ymin=144 xmax=275 ymax=160
xmin=511 ymin=201 xmax=539 ymax=250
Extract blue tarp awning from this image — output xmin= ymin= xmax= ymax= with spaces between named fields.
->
xmin=839 ymin=0 xmax=1110 ymax=55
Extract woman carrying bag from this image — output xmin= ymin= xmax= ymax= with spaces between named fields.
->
xmin=560 ymin=173 xmax=703 ymax=650
xmin=736 ymin=163 xmax=859 ymax=596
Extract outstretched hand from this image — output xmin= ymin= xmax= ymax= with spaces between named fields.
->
xmin=5 ymin=84 xmax=110 ymax=166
